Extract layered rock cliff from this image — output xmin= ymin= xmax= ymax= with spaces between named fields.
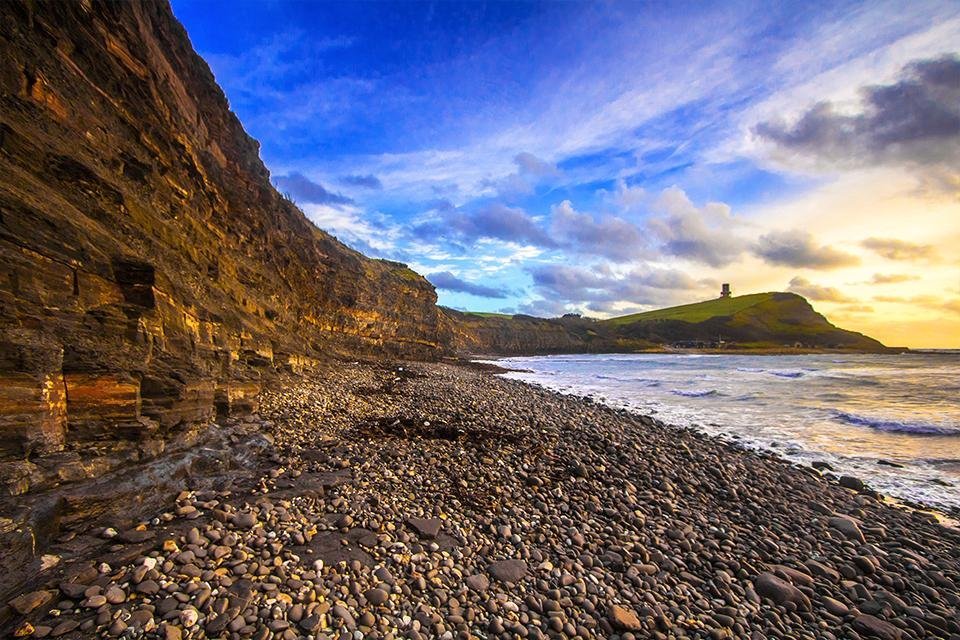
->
xmin=0 ymin=0 xmax=443 ymax=495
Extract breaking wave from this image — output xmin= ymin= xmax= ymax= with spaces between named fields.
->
xmin=671 ymin=389 xmax=720 ymax=398
xmin=833 ymin=411 xmax=960 ymax=436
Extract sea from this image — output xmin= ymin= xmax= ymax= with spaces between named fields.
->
xmin=485 ymin=352 xmax=960 ymax=513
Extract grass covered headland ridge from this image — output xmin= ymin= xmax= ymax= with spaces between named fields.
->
xmin=444 ymin=292 xmax=890 ymax=355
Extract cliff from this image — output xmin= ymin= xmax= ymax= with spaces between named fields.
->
xmin=440 ymin=309 xmax=618 ymax=355
xmin=0 ymin=0 xmax=443 ymax=494
xmin=444 ymin=293 xmax=889 ymax=355
xmin=0 ymin=0 xmax=891 ymax=489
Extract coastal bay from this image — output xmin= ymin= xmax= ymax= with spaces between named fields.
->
xmin=491 ymin=352 xmax=960 ymax=513
xmin=5 ymin=362 xmax=958 ymax=639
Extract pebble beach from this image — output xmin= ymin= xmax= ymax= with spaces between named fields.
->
xmin=7 ymin=362 xmax=960 ymax=640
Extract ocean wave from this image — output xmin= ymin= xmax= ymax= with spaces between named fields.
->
xmin=770 ymin=370 xmax=805 ymax=378
xmin=833 ymin=411 xmax=960 ymax=436
xmin=671 ymin=389 xmax=720 ymax=398
xmin=594 ymin=374 xmax=661 ymax=387
xmin=818 ymin=374 xmax=881 ymax=386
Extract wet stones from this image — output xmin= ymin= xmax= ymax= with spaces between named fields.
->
xmin=104 ymin=586 xmax=126 ymax=604
xmin=135 ymin=580 xmax=160 ymax=596
xmin=179 ymin=607 xmax=199 ymax=627
xmin=83 ymin=594 xmax=108 ymax=608
xmin=840 ymin=475 xmax=866 ymax=491
xmin=117 ymin=528 xmax=155 ymax=543
xmin=50 ymin=619 xmax=79 ymax=637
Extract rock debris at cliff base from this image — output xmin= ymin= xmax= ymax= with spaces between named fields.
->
xmin=3 ymin=363 xmax=958 ymax=640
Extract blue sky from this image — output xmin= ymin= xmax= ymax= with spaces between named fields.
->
xmin=171 ymin=0 xmax=960 ymax=347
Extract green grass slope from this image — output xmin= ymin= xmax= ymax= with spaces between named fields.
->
xmin=604 ymin=292 xmax=777 ymax=325
xmin=445 ymin=292 xmax=891 ymax=354
xmin=604 ymin=292 xmax=888 ymax=351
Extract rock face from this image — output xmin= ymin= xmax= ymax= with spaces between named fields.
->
xmin=441 ymin=309 xmax=609 ymax=355
xmin=0 ymin=1 xmax=443 ymax=482
xmin=0 ymin=1 xmax=899 ymax=616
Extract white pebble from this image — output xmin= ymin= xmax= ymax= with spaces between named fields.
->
xmin=180 ymin=608 xmax=199 ymax=627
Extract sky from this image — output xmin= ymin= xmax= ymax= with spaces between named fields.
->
xmin=171 ymin=0 xmax=960 ymax=348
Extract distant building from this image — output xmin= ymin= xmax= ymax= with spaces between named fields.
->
xmin=720 ymin=283 xmax=731 ymax=298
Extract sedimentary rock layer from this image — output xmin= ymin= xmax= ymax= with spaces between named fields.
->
xmin=0 ymin=0 xmax=444 ymax=475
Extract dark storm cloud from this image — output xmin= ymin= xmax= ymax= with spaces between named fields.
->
xmin=339 ymin=174 xmax=383 ymax=189
xmin=274 ymin=173 xmax=354 ymax=205
xmin=427 ymin=271 xmax=509 ymax=299
xmin=861 ymin=237 xmax=938 ymax=261
xmin=755 ymin=55 xmax=960 ymax=170
xmin=753 ymin=229 xmax=859 ymax=269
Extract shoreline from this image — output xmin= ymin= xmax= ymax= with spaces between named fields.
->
xmin=456 ymin=346 xmax=910 ymax=360
xmin=468 ymin=356 xmax=960 ymax=521
xmin=3 ymin=361 xmax=958 ymax=639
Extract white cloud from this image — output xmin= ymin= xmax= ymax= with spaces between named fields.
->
xmin=301 ymin=203 xmax=397 ymax=252
xmin=648 ymin=186 xmax=747 ymax=267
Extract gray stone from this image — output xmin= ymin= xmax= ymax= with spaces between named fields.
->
xmin=406 ymin=517 xmax=442 ymax=539
xmin=754 ymin=572 xmax=811 ymax=610
xmin=488 ymin=559 xmax=528 ymax=583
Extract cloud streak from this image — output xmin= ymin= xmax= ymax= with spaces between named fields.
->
xmin=340 ymin=174 xmax=383 ymax=189
xmin=787 ymin=276 xmax=855 ymax=302
xmin=427 ymin=271 xmax=509 ymax=298
xmin=274 ymin=173 xmax=353 ymax=205
xmin=861 ymin=237 xmax=939 ymax=261
xmin=754 ymin=230 xmax=859 ymax=269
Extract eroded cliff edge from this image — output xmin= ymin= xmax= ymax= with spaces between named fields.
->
xmin=0 ymin=0 xmax=444 ymax=494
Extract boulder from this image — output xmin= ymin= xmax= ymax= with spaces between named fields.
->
xmin=488 ymin=559 xmax=528 ymax=583
xmin=828 ymin=515 xmax=866 ymax=543
xmin=852 ymin=614 xmax=902 ymax=640
xmin=406 ymin=517 xmax=442 ymax=539
xmin=609 ymin=604 xmax=643 ymax=631
xmin=754 ymin=572 xmax=811 ymax=610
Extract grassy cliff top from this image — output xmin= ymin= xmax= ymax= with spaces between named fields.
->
xmin=603 ymin=292 xmax=781 ymax=325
